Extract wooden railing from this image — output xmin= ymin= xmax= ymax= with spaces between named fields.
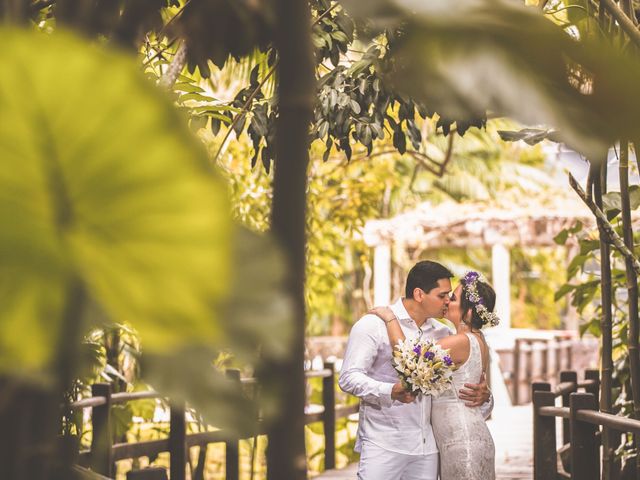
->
xmin=532 ymin=369 xmax=640 ymax=479
xmin=69 ymin=361 xmax=357 ymax=480
xmin=499 ymin=335 xmax=575 ymax=405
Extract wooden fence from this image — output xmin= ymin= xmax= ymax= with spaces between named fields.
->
xmin=306 ymin=332 xmax=598 ymax=407
xmin=532 ymin=369 xmax=640 ymax=479
xmin=498 ymin=335 xmax=576 ymax=405
xmin=70 ymin=361 xmax=357 ymax=480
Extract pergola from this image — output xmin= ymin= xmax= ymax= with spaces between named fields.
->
xmin=362 ymin=196 xmax=595 ymax=329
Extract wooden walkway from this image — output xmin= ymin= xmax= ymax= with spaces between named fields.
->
xmin=489 ymin=405 xmax=533 ymax=479
xmin=315 ymin=405 xmax=533 ymax=480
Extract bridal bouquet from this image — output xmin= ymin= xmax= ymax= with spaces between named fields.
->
xmin=392 ymin=337 xmax=455 ymax=397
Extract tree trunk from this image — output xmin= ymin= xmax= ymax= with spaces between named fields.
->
xmin=620 ymin=140 xmax=640 ymax=475
xmin=264 ymin=0 xmax=315 ymax=478
xmin=593 ymin=158 xmax=615 ymax=480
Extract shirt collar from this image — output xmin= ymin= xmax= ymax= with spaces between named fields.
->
xmin=389 ymin=298 xmax=435 ymax=331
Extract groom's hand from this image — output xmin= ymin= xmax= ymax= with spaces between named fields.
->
xmin=459 ymin=373 xmax=491 ymax=407
xmin=391 ymin=382 xmax=416 ymax=403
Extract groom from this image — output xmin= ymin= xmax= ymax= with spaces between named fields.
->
xmin=339 ymin=260 xmax=493 ymax=480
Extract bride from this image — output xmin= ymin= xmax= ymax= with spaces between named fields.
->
xmin=370 ymin=271 xmax=497 ymax=480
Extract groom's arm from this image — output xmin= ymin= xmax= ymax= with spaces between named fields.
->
xmin=338 ymin=316 xmax=402 ymax=407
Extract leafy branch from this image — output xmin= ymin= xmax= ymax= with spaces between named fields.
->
xmin=211 ymin=63 xmax=277 ymax=163
xmin=599 ymin=0 xmax=640 ymax=47
xmin=210 ymin=3 xmax=342 ymax=164
xmin=568 ymin=172 xmax=640 ymax=275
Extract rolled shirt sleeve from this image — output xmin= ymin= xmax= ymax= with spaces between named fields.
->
xmin=479 ymin=392 xmax=494 ymax=420
xmin=338 ymin=316 xmax=395 ymax=408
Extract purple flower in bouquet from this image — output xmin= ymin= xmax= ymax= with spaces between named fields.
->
xmin=392 ymin=338 xmax=455 ymax=396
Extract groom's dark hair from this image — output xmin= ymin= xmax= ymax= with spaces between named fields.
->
xmin=405 ymin=261 xmax=453 ymax=298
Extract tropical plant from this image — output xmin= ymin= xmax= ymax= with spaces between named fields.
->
xmin=5 ymin=0 xmax=640 ymax=478
xmin=0 ymin=27 xmax=292 ymax=479
xmin=555 ymin=207 xmax=640 ymax=472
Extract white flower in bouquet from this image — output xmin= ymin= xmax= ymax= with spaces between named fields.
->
xmin=392 ymin=337 xmax=455 ymax=397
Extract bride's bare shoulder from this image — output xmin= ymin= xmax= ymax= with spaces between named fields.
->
xmin=438 ymin=332 xmax=470 ymax=348
xmin=438 ymin=333 xmax=470 ymax=363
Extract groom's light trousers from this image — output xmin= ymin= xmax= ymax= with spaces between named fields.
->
xmin=356 ymin=440 xmax=439 ymax=480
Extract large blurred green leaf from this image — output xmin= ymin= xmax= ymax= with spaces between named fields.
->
xmin=0 ymin=27 xmax=231 ymax=375
xmin=140 ymin=227 xmax=295 ymax=433
xmin=0 ymin=28 xmax=295 ymax=434
xmin=222 ymin=228 xmax=294 ymax=361
xmin=341 ymin=0 xmax=640 ymax=159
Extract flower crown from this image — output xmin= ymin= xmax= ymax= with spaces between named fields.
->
xmin=461 ymin=271 xmax=500 ymax=327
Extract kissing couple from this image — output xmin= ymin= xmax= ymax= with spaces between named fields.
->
xmin=339 ymin=260 xmax=498 ymax=480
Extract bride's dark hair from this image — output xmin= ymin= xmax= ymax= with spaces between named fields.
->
xmin=460 ymin=280 xmax=497 ymax=330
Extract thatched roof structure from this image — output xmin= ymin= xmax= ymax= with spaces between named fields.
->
xmin=363 ymin=196 xmax=595 ymax=249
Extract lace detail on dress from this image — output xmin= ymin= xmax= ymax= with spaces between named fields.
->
xmin=431 ymin=333 xmax=495 ymax=479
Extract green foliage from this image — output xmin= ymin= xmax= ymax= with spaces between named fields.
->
xmin=305 ymin=152 xmax=398 ymax=332
xmin=421 ymin=245 xmax=566 ymax=330
xmin=218 ymin=138 xmax=397 ymax=333
xmin=141 ymin=1 xmax=487 ymax=172
xmin=0 ymin=27 xmax=229 ymax=377
xmin=602 ymin=186 xmax=640 ymax=220
xmin=557 ymin=216 xmax=640 ymax=462
xmin=0 ymin=28 xmax=294 ymax=438
xmin=382 ymin=118 xmax=552 ymax=215
xmin=220 ymin=116 xmax=563 ymax=333
xmin=511 ymin=248 xmax=566 ymax=329
xmin=31 ymin=0 xmax=489 ymax=173
xmin=174 ymin=1 xmax=274 ymax=77
xmin=342 ymin=0 xmax=640 ymax=160
xmin=554 ymin=221 xmax=604 ymax=316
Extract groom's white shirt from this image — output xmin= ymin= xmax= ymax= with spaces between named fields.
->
xmin=339 ymin=298 xmax=451 ymax=456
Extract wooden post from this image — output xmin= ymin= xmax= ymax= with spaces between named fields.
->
xmin=570 ymin=392 xmax=600 ymax=480
xmin=90 ymin=383 xmax=113 ymax=477
xmin=169 ymin=401 xmax=186 ymax=480
xmin=584 ymin=369 xmax=600 ymax=409
xmin=127 ymin=467 xmax=169 ymax=480
xmin=566 ymin=342 xmax=573 ymax=371
xmin=225 ymin=369 xmax=241 ymax=480
xmin=533 ymin=384 xmax=556 ymax=480
xmin=554 ymin=338 xmax=562 ymax=376
xmin=322 ymin=361 xmax=336 ymax=471
xmin=560 ymin=371 xmax=577 ymax=446
xmin=583 ymin=368 xmax=611 ymax=478
xmin=513 ymin=339 xmax=521 ymax=405
xmin=524 ymin=341 xmax=534 ymax=403
xmin=532 ymin=382 xmax=551 ymax=393
xmin=542 ymin=340 xmax=549 ymax=383
xmin=0 ymin=379 xmax=59 ymax=480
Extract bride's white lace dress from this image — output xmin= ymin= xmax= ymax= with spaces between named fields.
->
xmin=431 ymin=332 xmax=496 ymax=480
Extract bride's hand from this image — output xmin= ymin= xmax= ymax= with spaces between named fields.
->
xmin=368 ymin=306 xmax=397 ymax=324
